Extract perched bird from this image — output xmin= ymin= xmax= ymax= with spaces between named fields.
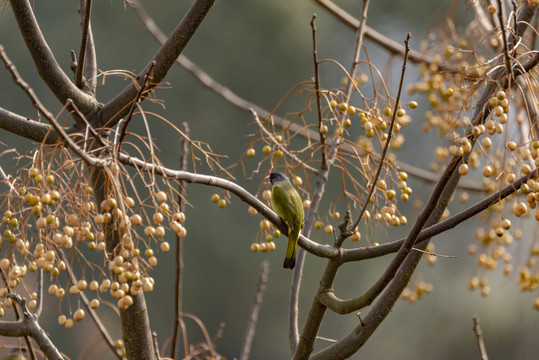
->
xmin=268 ymin=172 xmax=304 ymax=269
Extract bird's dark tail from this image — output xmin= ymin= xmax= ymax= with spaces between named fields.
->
xmin=283 ymin=225 xmax=300 ymax=269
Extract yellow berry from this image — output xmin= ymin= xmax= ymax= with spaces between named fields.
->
xmin=324 ymin=225 xmax=334 ymax=234
xmin=90 ymin=299 xmax=100 ymax=309
xmin=156 ymin=191 xmax=167 ymax=203
xmin=218 ymin=199 xmax=227 ymax=208
xmin=506 ymin=141 xmax=517 ymax=151
xmin=350 ymin=232 xmax=361 ymax=241
xmin=458 ymin=163 xmax=469 ymax=175
xmin=173 ymin=212 xmax=186 ymax=223
xmin=74 ymin=309 xmax=85 ymax=322
xmin=262 ymin=189 xmax=272 ymax=202
xmin=482 ymin=165 xmax=493 ymax=177
xmin=211 ymin=194 xmax=220 ymax=203
xmin=160 ymin=242 xmax=170 ymax=252
xmin=247 ymin=148 xmax=256 ymax=158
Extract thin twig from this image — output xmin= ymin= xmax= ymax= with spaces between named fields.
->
xmin=350 ymin=33 xmax=411 ymax=233
xmin=496 ymin=0 xmax=513 ymax=84
xmin=410 ymin=247 xmax=457 ymax=258
xmin=152 ymin=332 xmax=160 ymax=360
xmin=311 ymin=14 xmax=327 ymax=168
xmin=66 ymin=99 xmax=109 ymax=150
xmin=239 ymin=260 xmax=270 ymax=360
xmin=470 ymin=0 xmax=494 ymax=34
xmin=250 ymin=109 xmax=318 ymax=174
xmin=0 ymin=46 xmax=98 ymax=166
xmin=76 ymin=0 xmax=93 ymax=89
xmin=115 ymin=61 xmax=156 ymax=153
xmin=473 ymin=316 xmax=489 ymax=360
xmin=170 ymin=122 xmax=189 ymax=359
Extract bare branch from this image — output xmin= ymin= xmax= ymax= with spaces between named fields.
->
xmin=76 ymin=0 xmax=94 ymax=91
xmin=115 ymin=61 xmax=156 ymax=153
xmin=473 ymin=316 xmax=489 ymax=360
xmin=311 ymin=15 xmax=327 ymax=168
xmin=496 ymin=0 xmax=513 ymax=84
xmin=240 ymin=260 xmax=270 ymax=360
xmin=8 ymin=0 xmax=97 ymax=114
xmin=100 ymin=0 xmax=215 ymax=127
xmin=170 ymin=122 xmax=189 ymax=359
xmin=0 ymin=294 xmax=63 ymax=360
xmin=0 ymin=106 xmax=55 ymax=143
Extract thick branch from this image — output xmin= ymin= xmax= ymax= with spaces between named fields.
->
xmin=9 ymin=0 xmax=97 ymax=114
xmin=100 ymin=0 xmax=215 ymax=127
xmin=0 ymin=295 xmax=62 ymax=360
xmin=0 ymin=106 xmax=56 ymax=143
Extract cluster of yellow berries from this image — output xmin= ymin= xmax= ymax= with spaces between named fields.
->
xmin=401 ymin=281 xmax=434 ymax=303
xmin=0 ymin=157 xmax=187 ymax=324
xmin=325 ymin=99 xmax=412 ymax=148
xmin=244 ymin=134 xmax=285 ymax=162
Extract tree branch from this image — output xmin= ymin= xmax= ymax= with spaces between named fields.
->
xmin=75 ymin=0 xmax=94 ymax=92
xmin=100 ymin=0 xmax=215 ymax=127
xmin=0 ymin=294 xmax=63 ymax=360
xmin=0 ymin=106 xmax=55 ymax=143
xmin=8 ymin=0 xmax=97 ymax=114
xmin=170 ymin=122 xmax=189 ymax=359
xmin=240 ymin=260 xmax=270 ymax=360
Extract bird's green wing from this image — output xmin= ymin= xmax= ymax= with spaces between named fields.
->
xmin=271 ymin=181 xmax=304 ymax=226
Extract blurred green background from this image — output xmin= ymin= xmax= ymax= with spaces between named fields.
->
xmin=0 ymin=0 xmax=537 ymax=359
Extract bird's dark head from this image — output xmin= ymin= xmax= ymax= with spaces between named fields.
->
xmin=268 ymin=172 xmax=289 ymax=185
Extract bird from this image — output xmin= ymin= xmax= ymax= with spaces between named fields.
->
xmin=268 ymin=172 xmax=304 ymax=269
